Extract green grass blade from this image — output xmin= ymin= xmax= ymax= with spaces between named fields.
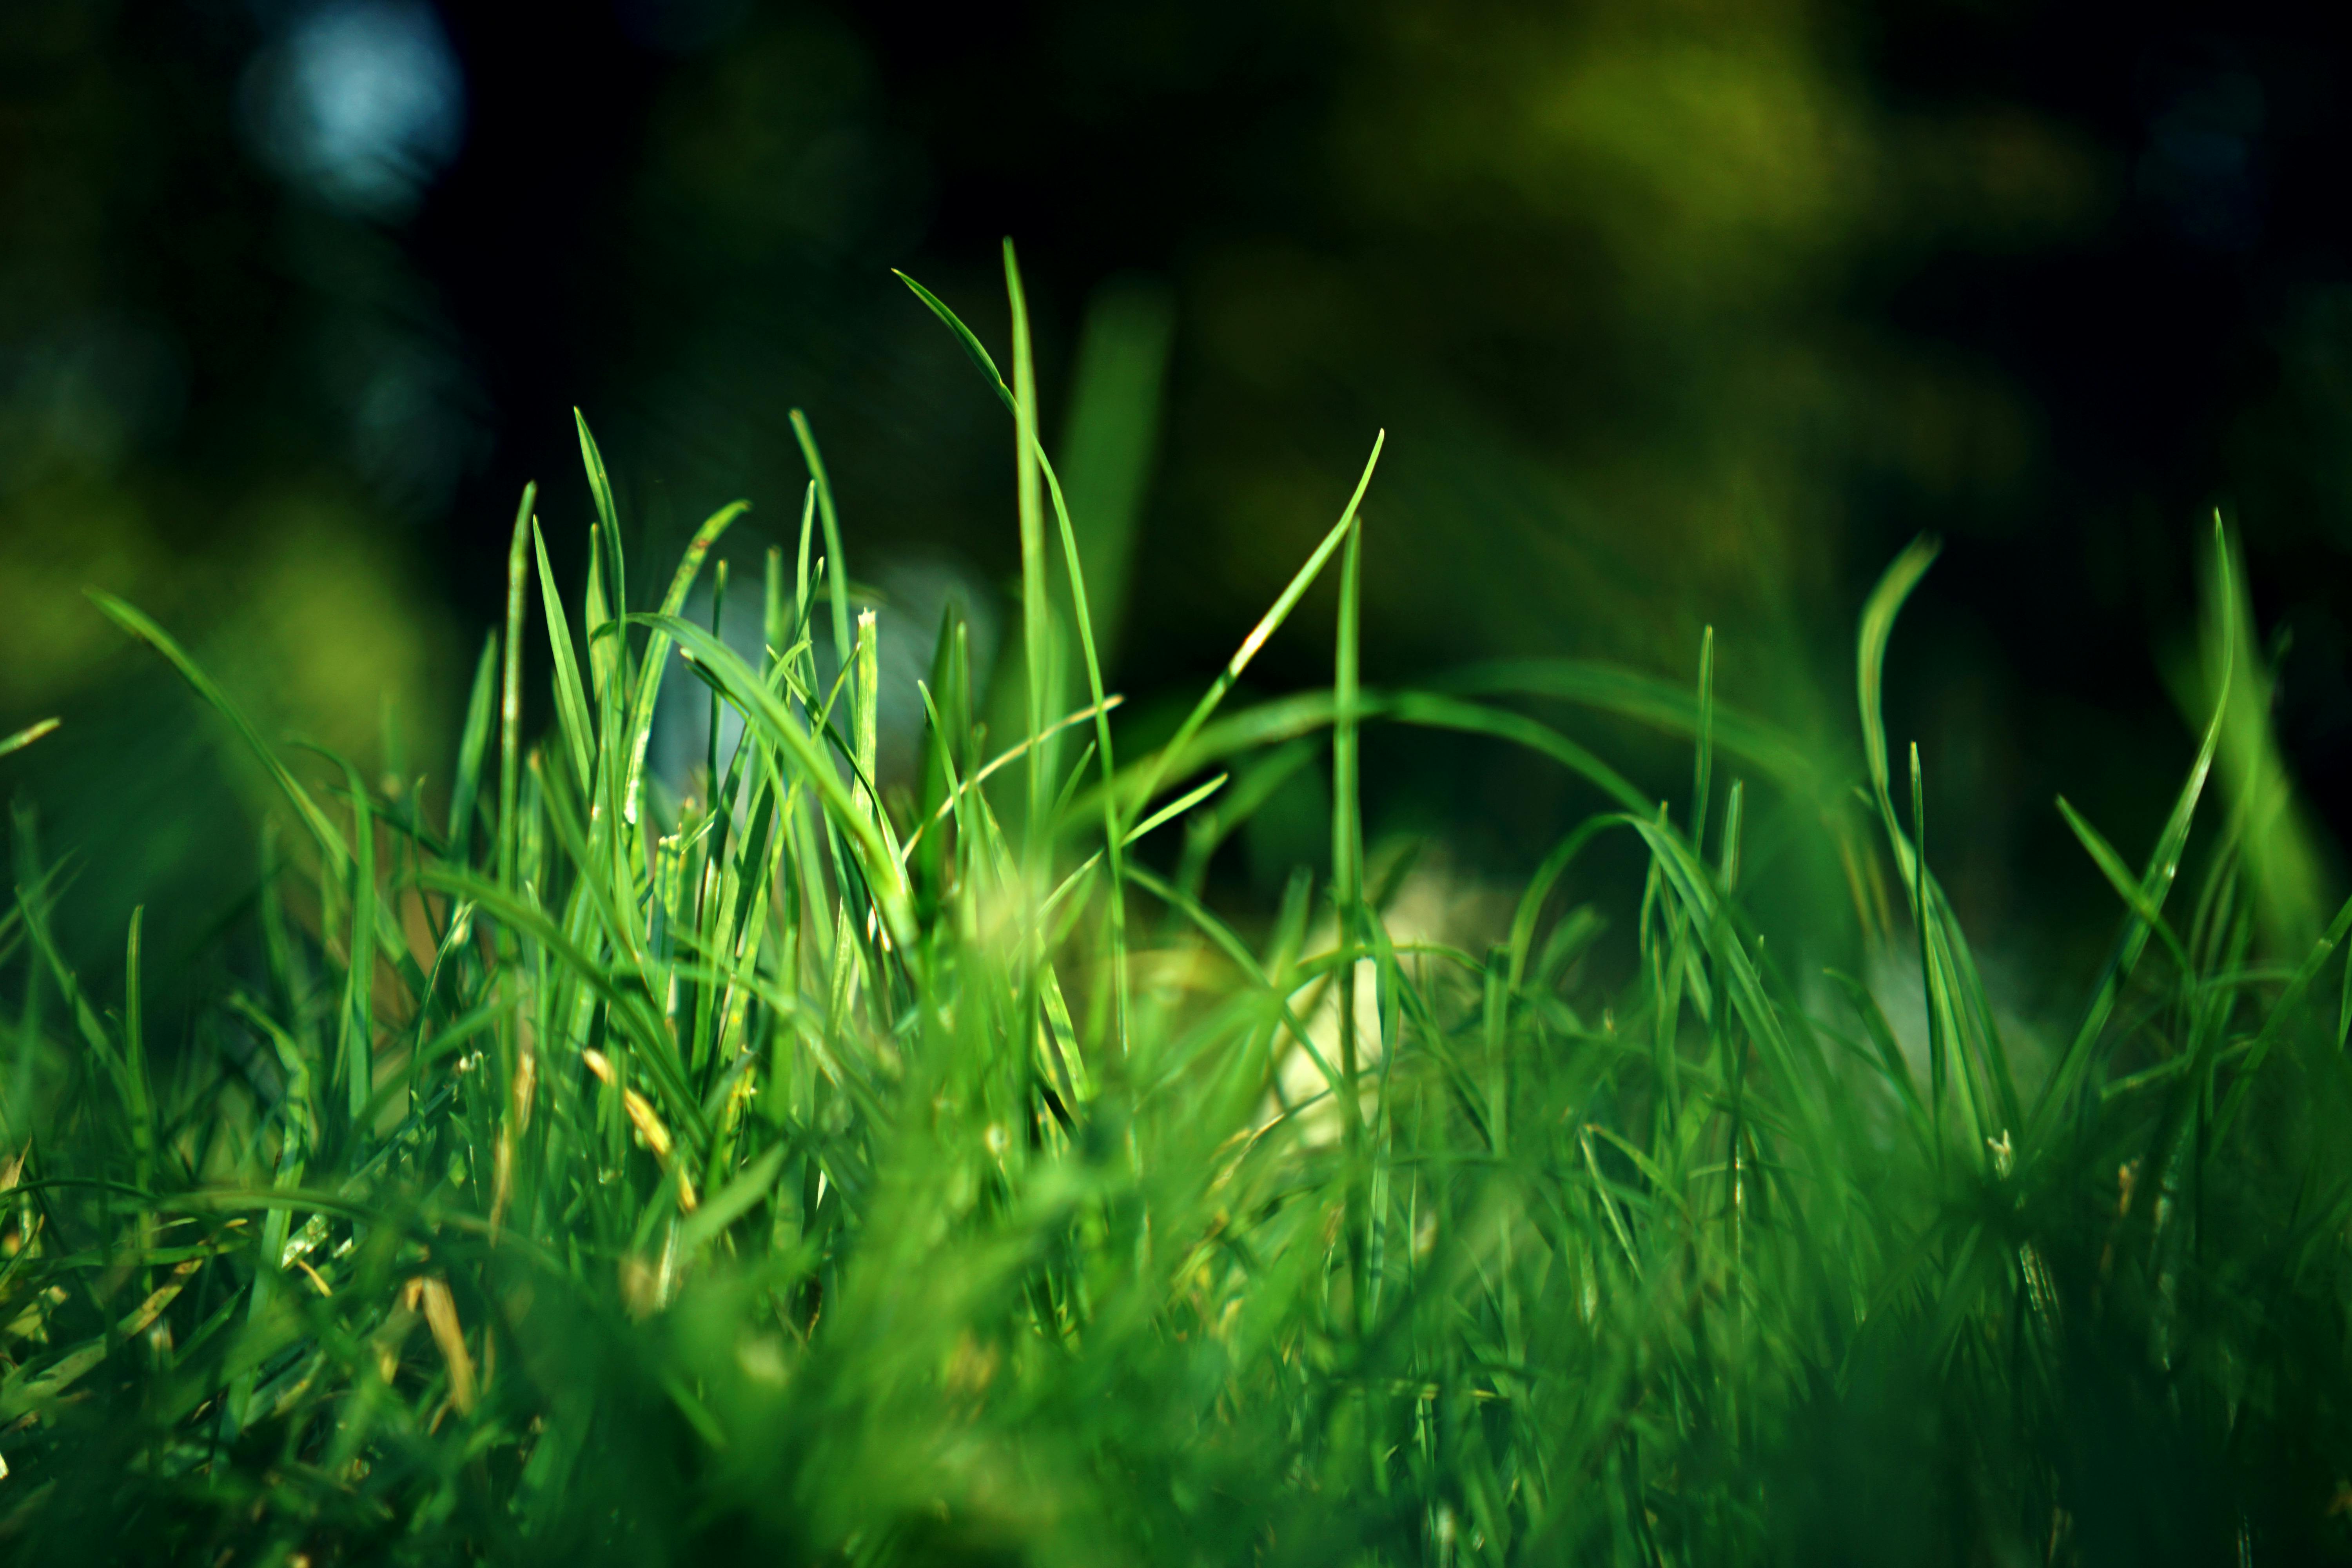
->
xmin=0 ymin=719 xmax=59 ymax=761
xmin=895 ymin=269 xmax=1014 ymax=411
xmin=1433 ymin=659 xmax=1824 ymax=799
xmin=1006 ymin=241 xmax=1054 ymax=866
xmin=620 ymin=499 xmax=748 ymax=828
xmin=1334 ymin=520 xmax=1364 ymax=920
xmin=1125 ymin=432 xmax=1385 ymax=819
xmin=585 ymin=523 xmax=619 ymax=710
xmin=1057 ymin=278 xmax=1172 ymax=672
xmin=1506 ymin=818 xmax=1615 ymax=992
xmin=334 ymin=752 xmax=377 ymax=1129
xmin=1856 ymin=535 xmax=1941 ymax=888
xmin=2214 ymin=890 xmax=2352 ymax=1140
xmin=1692 ymin=625 xmax=1715 ymax=858
xmin=2029 ymin=529 xmax=2232 ymax=1146
xmin=449 ymin=633 xmax=498 ymax=866
xmin=1123 ymin=773 xmax=1227 ymax=847
xmin=789 ymin=410 xmax=852 ymax=710
xmin=499 ymin=483 xmax=535 ymax=890
xmin=87 ymin=592 xmax=346 ymax=872
xmin=1387 ymin=693 xmax=1650 ymax=816
xmin=575 ymin=408 xmax=621 ymax=545
xmin=2056 ymin=797 xmax=2192 ymax=973
xmin=2203 ymin=515 xmax=2328 ymax=951
xmin=533 ymin=517 xmax=597 ymax=794
xmin=641 ymin=613 xmax=916 ymax=950
xmin=121 ymin=905 xmax=152 ymax=1188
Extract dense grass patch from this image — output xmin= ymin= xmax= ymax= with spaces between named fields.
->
xmin=3 ymin=250 xmax=2350 ymax=1566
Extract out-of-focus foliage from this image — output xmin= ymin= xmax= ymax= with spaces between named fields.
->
xmin=1187 ymin=0 xmax=2102 ymax=681
xmin=0 ymin=0 xmax=466 ymax=979
xmin=0 ymin=3 xmax=460 ymax=723
xmin=4 ymin=0 xmax=2350 ymax=991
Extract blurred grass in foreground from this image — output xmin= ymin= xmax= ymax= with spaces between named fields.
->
xmin=0 ymin=248 xmax=2348 ymax=1567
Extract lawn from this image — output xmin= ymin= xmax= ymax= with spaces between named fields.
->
xmin=2 ymin=248 xmax=2348 ymax=1567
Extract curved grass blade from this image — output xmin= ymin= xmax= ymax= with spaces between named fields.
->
xmin=620 ymin=499 xmax=748 ymax=827
xmin=1856 ymin=535 xmax=1940 ymax=891
xmin=87 ymin=592 xmax=345 ymax=871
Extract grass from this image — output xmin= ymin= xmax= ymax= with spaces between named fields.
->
xmin=2 ymin=243 xmax=2351 ymax=1566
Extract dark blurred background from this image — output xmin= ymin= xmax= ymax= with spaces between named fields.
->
xmin=5 ymin=0 xmax=2351 ymax=992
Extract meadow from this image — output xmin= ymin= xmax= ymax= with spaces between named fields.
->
xmin=0 ymin=248 xmax=2348 ymax=1566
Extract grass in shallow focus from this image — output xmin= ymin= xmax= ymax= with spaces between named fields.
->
xmin=2 ymin=246 xmax=2351 ymax=1566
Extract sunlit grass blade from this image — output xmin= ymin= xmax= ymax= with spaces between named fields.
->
xmin=1125 ymin=433 xmax=1384 ymax=821
xmin=1123 ymin=773 xmax=1225 ymax=848
xmin=533 ymin=517 xmax=597 ymax=794
xmin=619 ymin=498 xmax=748 ymax=829
xmin=789 ymin=410 xmax=853 ymax=702
xmin=0 ymin=718 xmax=58 ymax=761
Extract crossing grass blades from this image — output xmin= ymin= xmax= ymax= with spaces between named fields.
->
xmin=3 ymin=246 xmax=2352 ymax=1565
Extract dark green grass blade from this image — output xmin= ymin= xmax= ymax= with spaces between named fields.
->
xmin=1856 ymin=535 xmax=1940 ymax=890
xmin=120 ymin=905 xmax=152 ymax=1187
xmin=2214 ymin=890 xmax=2352 ymax=1140
xmin=2056 ymin=796 xmax=2193 ymax=973
xmin=1056 ymin=278 xmax=1172 ymax=672
xmin=87 ymin=592 xmax=345 ymax=871
xmin=1388 ymin=693 xmax=1650 ymax=816
xmin=1824 ymin=969 xmax=1929 ymax=1131
xmin=1072 ymin=686 xmax=1650 ymax=827
xmin=331 ymin=751 xmax=376 ymax=1128
xmin=895 ymin=269 xmax=1014 ymax=412
xmin=1506 ymin=818 xmax=1616 ymax=992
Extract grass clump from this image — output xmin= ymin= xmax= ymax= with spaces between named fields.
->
xmin=2 ymin=246 xmax=2351 ymax=1566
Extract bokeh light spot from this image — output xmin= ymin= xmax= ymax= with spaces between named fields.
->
xmin=241 ymin=1 xmax=467 ymax=221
